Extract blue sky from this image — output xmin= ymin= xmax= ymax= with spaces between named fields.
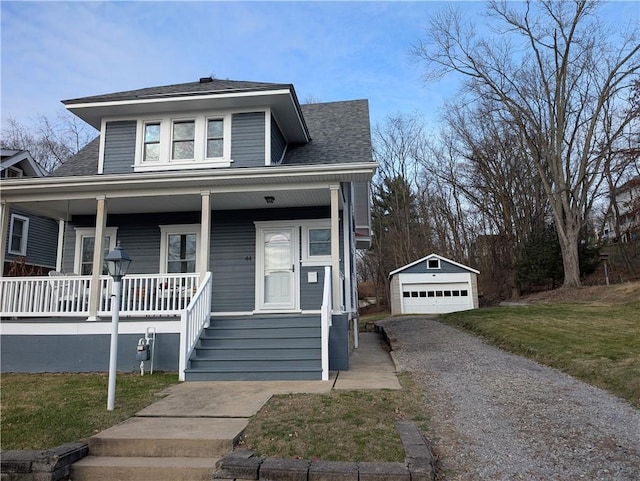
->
xmin=2 ymin=1 xmax=638 ymax=135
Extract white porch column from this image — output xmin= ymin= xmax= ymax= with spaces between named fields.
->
xmin=0 ymin=201 xmax=9 ymax=277
xmin=88 ymin=196 xmax=107 ymax=321
xmin=330 ymin=184 xmax=341 ymax=310
xmin=56 ymin=219 xmax=66 ymax=271
xmin=199 ymin=191 xmax=211 ymax=278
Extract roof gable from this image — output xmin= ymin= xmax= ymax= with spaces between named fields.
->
xmin=389 ymin=253 xmax=480 ymax=277
xmin=0 ymin=149 xmax=46 ymax=177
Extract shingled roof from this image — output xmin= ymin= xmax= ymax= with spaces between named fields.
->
xmin=52 ymin=98 xmax=372 ymax=177
xmin=62 ymin=78 xmax=293 ymax=105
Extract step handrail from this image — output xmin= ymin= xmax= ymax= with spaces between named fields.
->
xmin=179 ymin=271 xmax=213 ymax=381
xmin=320 ymin=266 xmax=332 ymax=381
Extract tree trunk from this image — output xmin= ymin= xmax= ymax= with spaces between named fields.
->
xmin=557 ymin=227 xmax=582 ymax=288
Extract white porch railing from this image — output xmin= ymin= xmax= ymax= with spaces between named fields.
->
xmin=179 ymin=271 xmax=213 ymax=381
xmin=320 ymin=266 xmax=332 ymax=381
xmin=0 ymin=273 xmax=200 ymax=318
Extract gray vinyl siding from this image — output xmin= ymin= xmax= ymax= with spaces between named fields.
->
xmin=1 ymin=331 xmax=179 ymax=372
xmin=401 ymin=259 xmax=470 ymax=275
xmin=300 ymin=266 xmax=325 ymax=310
xmin=102 ymin=121 xmax=136 ymax=174
xmin=270 ymin=117 xmax=286 ymax=165
xmin=231 ymin=112 xmax=265 ymax=167
xmin=4 ymin=207 xmax=57 ymax=270
xmin=353 ymin=181 xmax=370 ymax=226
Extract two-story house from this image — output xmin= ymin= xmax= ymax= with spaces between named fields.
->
xmin=0 ymin=78 xmax=376 ymax=381
xmin=1 ymin=149 xmax=58 ymax=276
xmin=602 ymin=176 xmax=640 ymax=243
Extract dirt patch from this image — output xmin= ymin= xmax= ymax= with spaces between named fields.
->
xmin=520 ymin=281 xmax=640 ymax=304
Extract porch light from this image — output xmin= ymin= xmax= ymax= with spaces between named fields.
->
xmin=105 ymin=241 xmax=132 ymax=411
xmin=105 ymin=242 xmax=132 ymax=281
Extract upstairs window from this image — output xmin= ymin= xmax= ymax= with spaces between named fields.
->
xmin=206 ymin=119 xmax=224 ymax=158
xmin=135 ymin=113 xmax=233 ymax=171
xmin=1 ymin=166 xmax=24 ymax=178
xmin=172 ymin=120 xmax=195 ymax=160
xmin=144 ymin=123 xmax=161 ymax=162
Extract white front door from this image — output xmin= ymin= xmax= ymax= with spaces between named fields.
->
xmin=258 ymin=227 xmax=297 ymax=310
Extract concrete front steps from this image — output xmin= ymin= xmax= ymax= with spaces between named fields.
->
xmin=184 ymin=315 xmax=323 ymax=381
xmin=71 ymin=417 xmax=247 ymax=481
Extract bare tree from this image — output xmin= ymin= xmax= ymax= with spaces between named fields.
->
xmin=413 ymin=0 xmax=640 ymax=287
xmin=1 ymin=110 xmax=96 ymax=173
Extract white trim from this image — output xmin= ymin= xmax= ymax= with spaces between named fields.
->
xmin=73 ymin=227 xmax=118 ymax=275
xmin=265 ymin=106 xmax=272 ymax=166
xmin=98 ymin=119 xmax=107 ymax=174
xmin=133 ymin=112 xmax=234 ymax=171
xmin=68 ymin=88 xmax=294 ymax=111
xmin=159 ymin=224 xmax=201 ymax=274
xmin=301 ymin=220 xmax=332 ymax=266
xmin=389 ymin=253 xmax=480 ymax=277
xmin=8 ymin=213 xmax=29 ymax=255
xmin=0 ymin=320 xmax=182 ymax=336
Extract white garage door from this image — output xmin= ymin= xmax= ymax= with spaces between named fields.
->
xmin=401 ymin=283 xmax=473 ymax=314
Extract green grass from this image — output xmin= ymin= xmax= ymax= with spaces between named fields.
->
xmin=239 ymin=372 xmax=430 ymax=462
xmin=1 ymin=372 xmax=179 ymax=450
xmin=442 ymin=302 xmax=640 ymax=408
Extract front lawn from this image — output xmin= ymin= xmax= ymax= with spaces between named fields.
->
xmin=1 ymin=372 xmax=178 ymax=450
xmin=442 ymin=302 xmax=640 ymax=408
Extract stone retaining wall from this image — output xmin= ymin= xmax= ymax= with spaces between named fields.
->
xmin=1 ymin=442 xmax=88 ymax=481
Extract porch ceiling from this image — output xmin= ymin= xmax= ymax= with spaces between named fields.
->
xmin=7 ymin=188 xmax=336 ymax=218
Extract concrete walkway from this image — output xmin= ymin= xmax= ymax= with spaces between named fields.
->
xmin=72 ymin=331 xmax=401 ymax=480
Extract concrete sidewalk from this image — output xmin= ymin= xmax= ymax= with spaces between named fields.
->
xmin=72 ymin=331 xmax=401 ymax=480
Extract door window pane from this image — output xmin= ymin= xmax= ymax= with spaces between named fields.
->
xmin=167 ymin=233 xmax=196 ymax=273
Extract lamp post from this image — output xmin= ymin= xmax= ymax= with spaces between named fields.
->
xmin=105 ymin=241 xmax=132 ymax=411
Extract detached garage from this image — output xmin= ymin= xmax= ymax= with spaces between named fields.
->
xmin=389 ymin=254 xmax=480 ymax=315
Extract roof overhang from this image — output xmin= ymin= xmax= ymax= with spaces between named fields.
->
xmin=1 ymin=162 xmax=377 ymax=219
xmin=64 ymin=88 xmax=310 ymax=143
xmin=1 ymin=149 xmax=46 ymax=177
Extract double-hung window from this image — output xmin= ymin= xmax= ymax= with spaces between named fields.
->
xmin=8 ymin=214 xmax=29 ymax=256
xmin=160 ymin=225 xmax=200 ymax=273
xmin=74 ymin=227 xmax=118 ymax=275
xmin=206 ymin=119 xmax=224 ymax=158
xmin=172 ymin=120 xmax=195 ymax=160
xmin=144 ymin=123 xmax=161 ymax=162
xmin=301 ymin=221 xmax=332 ymax=265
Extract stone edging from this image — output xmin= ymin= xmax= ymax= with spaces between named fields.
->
xmin=0 ymin=441 xmax=88 ymax=481
xmin=214 ymin=421 xmax=435 ymax=480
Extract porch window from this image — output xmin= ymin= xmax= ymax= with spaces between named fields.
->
xmin=160 ymin=224 xmax=200 ymax=273
xmin=143 ymin=123 xmax=161 ymax=162
xmin=8 ymin=214 xmax=29 ymax=255
xmin=171 ymin=120 xmax=195 ymax=160
xmin=206 ymin=118 xmax=224 ymax=158
xmin=74 ymin=227 xmax=118 ymax=275
xmin=301 ymin=221 xmax=332 ymax=265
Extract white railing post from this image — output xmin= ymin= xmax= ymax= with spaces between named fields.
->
xmin=320 ymin=266 xmax=332 ymax=381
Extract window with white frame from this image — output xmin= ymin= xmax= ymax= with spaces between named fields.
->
xmin=74 ymin=227 xmax=118 ymax=275
xmin=1 ymin=166 xmax=24 ymax=178
xmin=172 ymin=120 xmax=195 ymax=160
xmin=8 ymin=214 xmax=29 ymax=255
xmin=159 ymin=225 xmax=200 ymax=273
xmin=301 ymin=221 xmax=332 ymax=265
xmin=135 ymin=113 xmax=232 ymax=171
xmin=427 ymin=258 xmax=440 ymax=269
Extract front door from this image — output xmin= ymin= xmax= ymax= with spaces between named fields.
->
xmin=258 ymin=227 xmax=297 ymax=310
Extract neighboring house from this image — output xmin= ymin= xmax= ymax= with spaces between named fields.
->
xmin=1 ymin=149 xmax=58 ymax=275
xmin=0 ymin=78 xmax=376 ymax=381
xmin=389 ymin=254 xmax=479 ymax=315
xmin=602 ymin=176 xmax=640 ymax=243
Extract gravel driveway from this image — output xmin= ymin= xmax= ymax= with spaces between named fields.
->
xmin=379 ymin=316 xmax=640 ymax=481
